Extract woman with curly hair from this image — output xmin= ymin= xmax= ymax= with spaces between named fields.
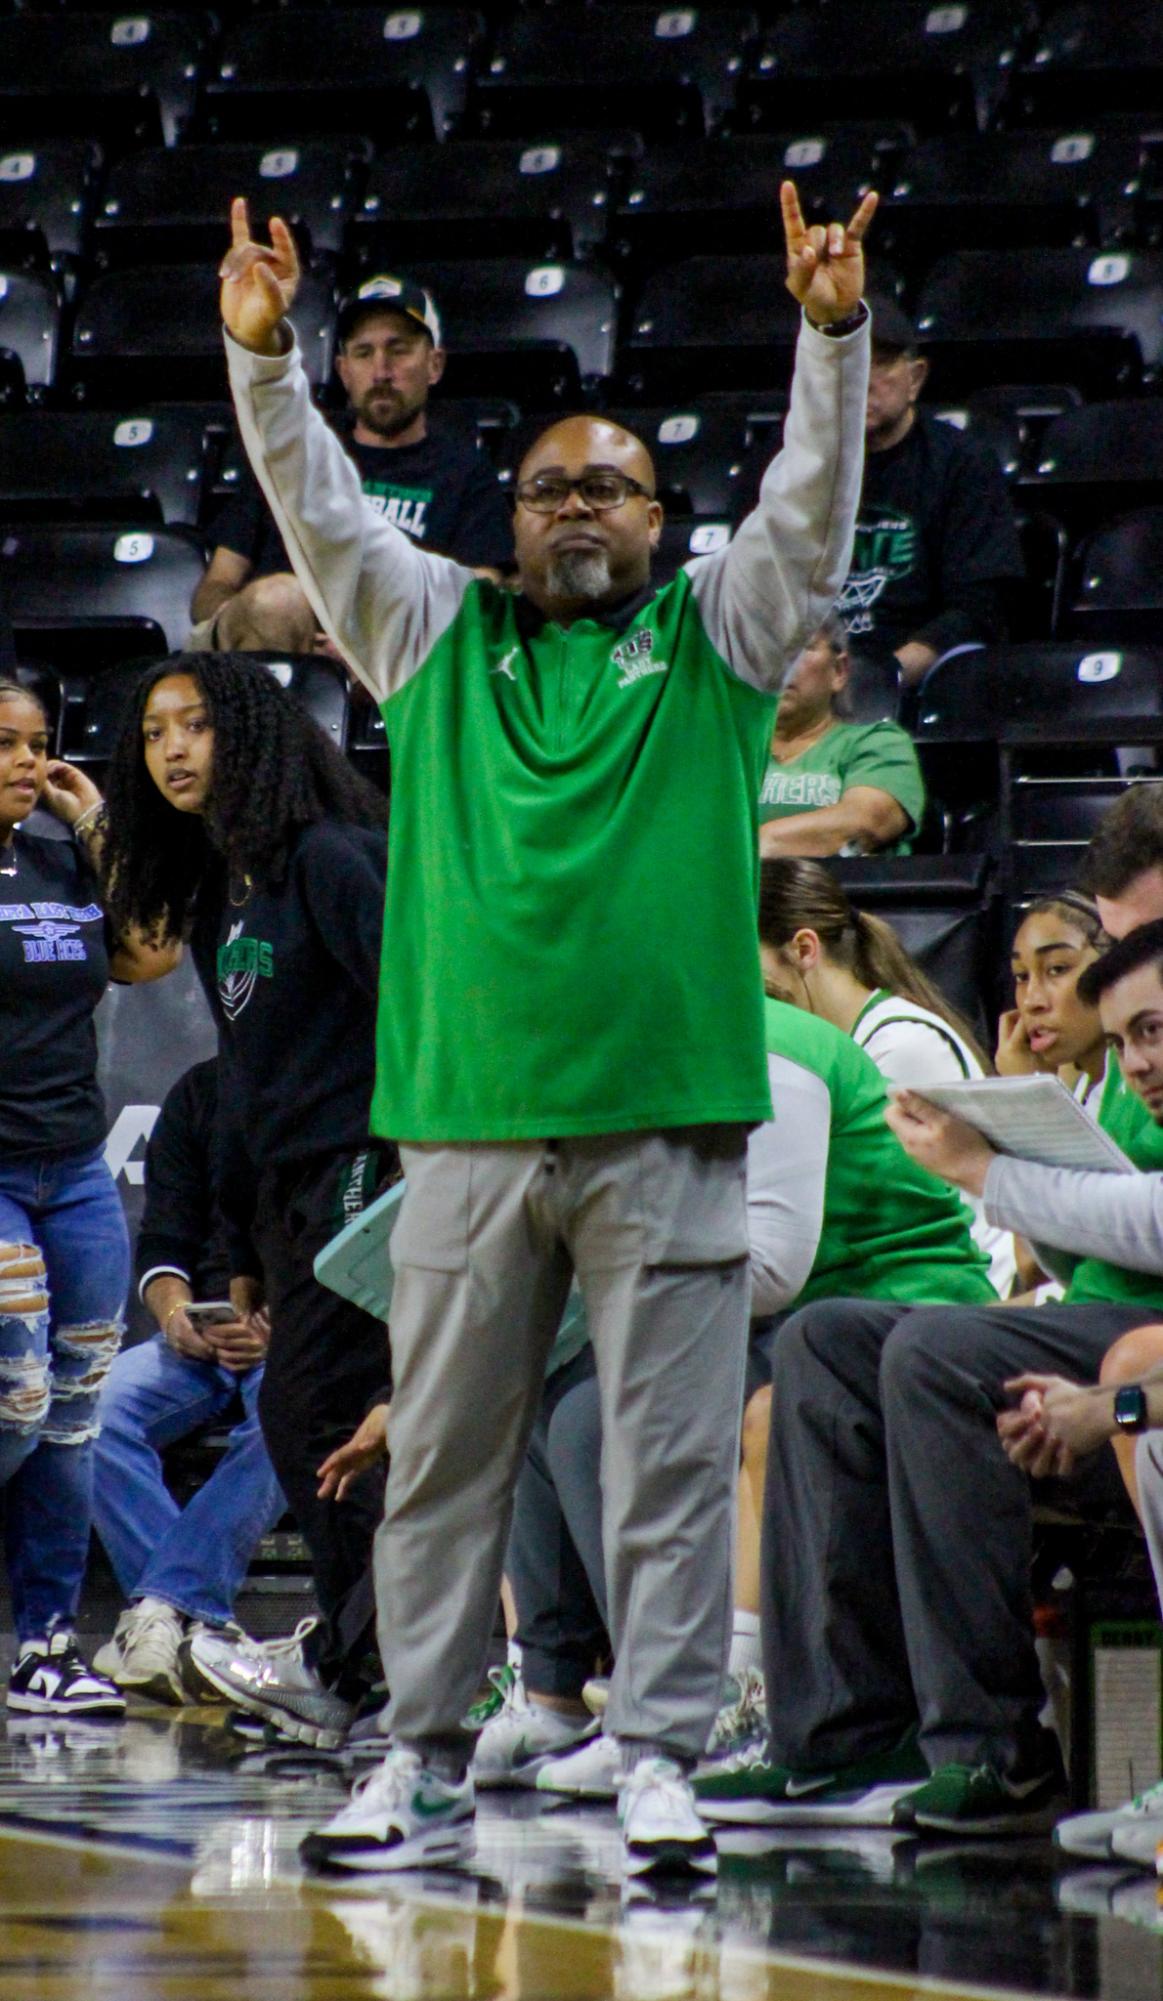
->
xmin=99 ymin=652 xmax=394 ymax=1738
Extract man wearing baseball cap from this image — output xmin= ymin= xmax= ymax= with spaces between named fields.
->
xmin=836 ymin=291 xmax=1024 ymax=687
xmin=188 ymin=274 xmax=514 ymax=653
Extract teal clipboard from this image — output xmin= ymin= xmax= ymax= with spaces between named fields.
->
xmin=313 ymin=1179 xmax=405 ymax=1323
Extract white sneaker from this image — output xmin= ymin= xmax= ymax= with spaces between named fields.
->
xmin=536 ymin=1729 xmax=622 ymax=1799
xmin=299 ymin=1746 xmax=475 ymax=1875
xmin=470 ymin=1669 xmax=597 ymax=1789
xmin=620 ymin=1757 xmax=718 ymax=1879
xmin=184 ymin=1617 xmax=354 ymax=1748
xmin=1110 ymin=1817 xmax=1163 ymax=1871
xmin=1056 ymin=1778 xmax=1163 ymax=1860
xmin=93 ymin=1599 xmax=187 ymax=1706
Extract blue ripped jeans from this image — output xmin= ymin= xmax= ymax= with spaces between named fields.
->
xmin=0 ymin=1145 xmax=129 ymax=1640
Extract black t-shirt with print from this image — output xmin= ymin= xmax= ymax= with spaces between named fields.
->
xmin=837 ymin=410 xmax=1025 ymax=659
xmin=188 ymin=822 xmax=386 ymax=1252
xmin=211 ymin=419 xmax=515 ymax=578
xmin=0 ymin=831 xmax=110 ymax=1160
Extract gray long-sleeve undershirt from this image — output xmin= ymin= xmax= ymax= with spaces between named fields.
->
xmin=983 ymin=1154 xmax=1163 ymax=1279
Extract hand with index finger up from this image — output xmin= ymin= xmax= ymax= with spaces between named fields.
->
xmin=219 ymin=196 xmax=301 ymax=356
xmin=781 ymin=180 xmax=877 ymax=328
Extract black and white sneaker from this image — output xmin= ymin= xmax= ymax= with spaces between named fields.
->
xmin=7 ymin=1632 xmax=126 ymax=1718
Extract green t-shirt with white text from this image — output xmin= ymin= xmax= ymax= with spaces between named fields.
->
xmin=757 ymin=717 xmax=925 ymax=854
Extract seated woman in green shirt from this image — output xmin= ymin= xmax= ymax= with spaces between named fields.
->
xmin=758 ymin=614 xmax=925 ymax=858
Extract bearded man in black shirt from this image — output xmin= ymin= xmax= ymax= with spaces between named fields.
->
xmin=836 ymin=294 xmax=1024 ymax=688
xmin=189 ymin=277 xmax=515 ymax=655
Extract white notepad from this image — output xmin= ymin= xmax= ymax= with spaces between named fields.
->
xmin=897 ymin=1074 xmax=1136 ymax=1174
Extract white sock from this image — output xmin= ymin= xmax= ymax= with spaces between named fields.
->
xmin=506 ymin=1639 xmax=523 ymax=1673
xmin=728 ymin=1611 xmax=763 ymax=1681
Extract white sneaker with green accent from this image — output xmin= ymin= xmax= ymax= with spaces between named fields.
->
xmin=471 ymin=1670 xmax=597 ymax=1789
xmin=1057 ymin=1779 xmax=1163 ymax=1860
xmin=299 ymin=1747 xmax=476 ymax=1875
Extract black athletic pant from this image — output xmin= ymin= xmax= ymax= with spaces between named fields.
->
xmin=764 ymin=1296 xmax=1144 ymax=1775
xmin=252 ymin=1147 xmax=392 ymax=1695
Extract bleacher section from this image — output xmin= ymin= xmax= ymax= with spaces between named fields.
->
xmin=0 ymin=11 xmax=1158 ymax=999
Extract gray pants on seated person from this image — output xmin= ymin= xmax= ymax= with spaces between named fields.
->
xmin=765 ymin=1297 xmax=1144 ymax=1775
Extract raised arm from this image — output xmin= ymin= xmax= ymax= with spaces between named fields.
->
xmin=219 ymin=199 xmax=471 ymax=705
xmin=690 ymin=182 xmax=876 ymax=692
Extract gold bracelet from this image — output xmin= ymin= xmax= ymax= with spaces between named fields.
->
xmin=163 ymin=1302 xmax=187 ymax=1343
xmin=72 ymin=801 xmax=106 ymax=839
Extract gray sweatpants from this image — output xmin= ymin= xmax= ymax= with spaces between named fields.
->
xmin=764 ymin=1296 xmax=1145 ymax=1774
xmin=377 ymin=1127 xmax=751 ymax=1762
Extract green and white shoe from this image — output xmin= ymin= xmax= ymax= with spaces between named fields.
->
xmin=470 ymin=1670 xmax=597 ymax=1789
xmin=300 ymin=1747 xmax=475 ymax=1875
xmin=892 ymin=1745 xmax=1067 ymax=1837
xmin=464 ymin=1663 xmax=517 ymax=1732
xmin=694 ymin=1732 xmax=928 ymax=1827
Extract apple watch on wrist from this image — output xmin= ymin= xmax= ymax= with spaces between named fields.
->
xmin=1114 ymin=1384 xmax=1149 ymax=1434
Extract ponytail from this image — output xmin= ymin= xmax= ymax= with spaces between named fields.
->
xmin=758 ymin=856 xmax=992 ymax=1073
xmin=850 ymin=907 xmax=993 ymax=1072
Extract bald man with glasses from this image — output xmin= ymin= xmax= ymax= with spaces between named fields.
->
xmin=218 ymin=182 xmax=875 ymax=1882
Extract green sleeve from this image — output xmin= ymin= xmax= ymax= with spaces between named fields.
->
xmin=836 ymin=723 xmax=926 ymax=833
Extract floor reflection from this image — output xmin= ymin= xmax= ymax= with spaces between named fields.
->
xmin=0 ymin=1715 xmax=1157 ymax=2001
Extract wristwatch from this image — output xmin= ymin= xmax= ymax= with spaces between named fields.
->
xmin=807 ymin=303 xmax=869 ymax=339
xmin=1113 ymin=1384 xmax=1149 ymax=1434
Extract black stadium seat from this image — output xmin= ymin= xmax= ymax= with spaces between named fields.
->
xmin=915 ymin=248 xmax=1163 ymax=398
xmin=1023 ymin=400 xmax=1163 ymax=531
xmin=0 ymin=523 xmax=205 ymax=671
xmin=739 ymin=0 xmax=1027 ymax=136
xmin=247 ymin=652 xmax=350 ymax=751
xmin=1008 ymin=775 xmax=1133 ymax=898
xmin=596 ymin=402 xmax=754 ymax=518
xmin=914 ymin=640 xmax=1163 ymax=740
xmin=0 ymin=406 xmax=209 ymax=526
xmin=610 ymin=135 xmax=874 ymax=278
xmin=96 ymin=140 xmax=368 ymax=268
xmin=202 ymin=9 xmax=485 ymax=144
xmin=1011 ymin=3 xmax=1163 ymax=125
xmin=652 ymin=517 xmax=734 ymax=587
xmin=878 ymin=128 xmax=1140 ymax=273
xmin=1065 ymin=506 xmax=1163 ymax=643
xmin=69 ymin=262 xmax=337 ymax=402
xmin=399 ymin=258 xmax=618 ymax=402
xmin=0 ymin=11 xmax=206 ymax=149
xmin=349 ymin=135 xmax=635 ymax=268
xmin=0 ymin=139 xmax=101 ymax=271
xmin=622 ymin=254 xmax=805 ymax=399
xmin=469 ymin=8 xmax=757 ymax=142
xmin=0 ymin=268 xmax=59 ymax=404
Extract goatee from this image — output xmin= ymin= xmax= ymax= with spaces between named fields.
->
xmin=546 ymin=547 xmax=612 ymax=601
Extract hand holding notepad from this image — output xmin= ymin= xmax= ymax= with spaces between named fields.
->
xmin=891 ymin=1074 xmax=1134 ymax=1175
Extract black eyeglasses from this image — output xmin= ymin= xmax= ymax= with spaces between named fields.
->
xmin=513 ymin=471 xmax=654 ymax=514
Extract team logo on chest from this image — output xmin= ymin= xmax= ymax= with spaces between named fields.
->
xmin=217 ymin=919 xmax=274 ymax=1020
xmin=610 ymin=629 xmax=669 ymax=691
